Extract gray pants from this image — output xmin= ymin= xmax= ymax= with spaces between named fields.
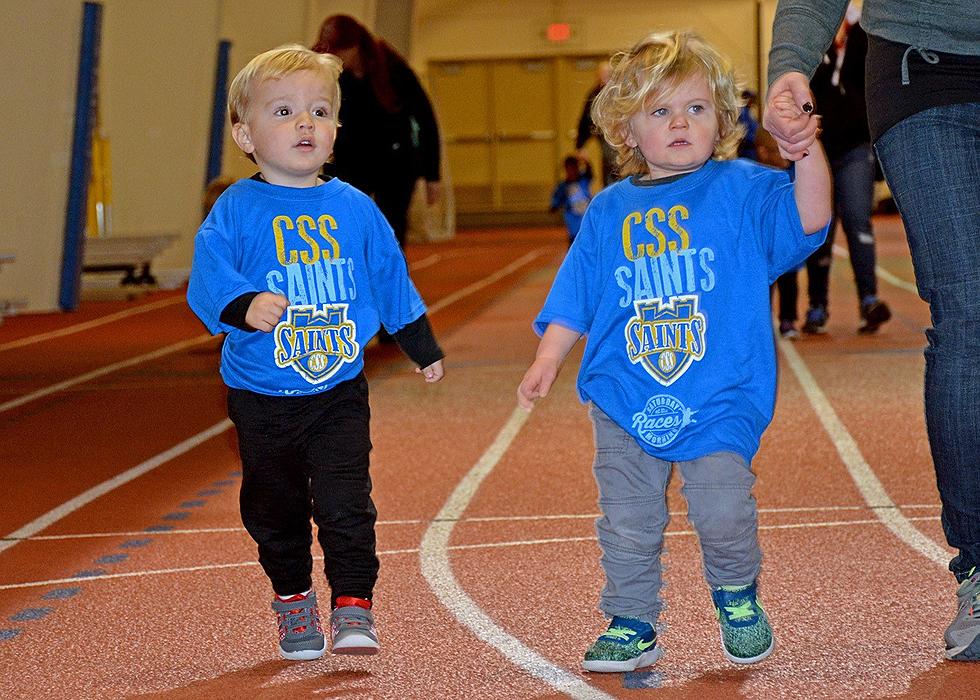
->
xmin=590 ymin=405 xmax=762 ymax=624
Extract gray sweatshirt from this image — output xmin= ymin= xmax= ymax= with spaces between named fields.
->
xmin=768 ymin=0 xmax=980 ymax=84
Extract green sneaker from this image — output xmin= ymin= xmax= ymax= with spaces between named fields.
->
xmin=711 ymin=581 xmax=774 ymax=664
xmin=582 ymin=615 xmax=661 ymax=672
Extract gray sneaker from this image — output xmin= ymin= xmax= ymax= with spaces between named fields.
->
xmin=944 ymin=567 xmax=980 ymax=661
xmin=272 ymin=590 xmax=326 ymax=661
xmin=330 ymin=604 xmax=379 ymax=655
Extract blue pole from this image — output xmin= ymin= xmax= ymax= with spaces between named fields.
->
xmin=60 ymin=2 xmax=102 ymax=311
xmin=205 ymin=40 xmax=232 ymax=188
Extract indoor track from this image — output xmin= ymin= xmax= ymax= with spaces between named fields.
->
xmin=1 ymin=221 xmax=976 ymax=699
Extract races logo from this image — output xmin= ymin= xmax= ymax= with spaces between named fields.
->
xmin=625 ymin=295 xmax=706 ymax=386
xmin=632 ymin=394 xmax=697 ymax=448
xmin=274 ymin=304 xmax=359 ymax=384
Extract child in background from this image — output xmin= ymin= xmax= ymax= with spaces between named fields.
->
xmin=518 ymin=30 xmax=830 ymax=671
xmin=550 ymin=154 xmax=594 ymax=245
xmin=187 ymin=45 xmax=444 ymax=662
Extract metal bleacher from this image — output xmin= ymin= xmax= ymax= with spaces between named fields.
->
xmin=82 ymin=234 xmax=177 ymax=285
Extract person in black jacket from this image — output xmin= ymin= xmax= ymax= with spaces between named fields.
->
xmin=799 ymin=13 xmax=891 ymax=334
xmin=575 ymin=61 xmax=616 ymax=187
xmin=313 ymin=15 xmax=442 ymax=248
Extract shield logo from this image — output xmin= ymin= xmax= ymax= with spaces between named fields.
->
xmin=624 ymin=295 xmax=706 ymax=386
xmin=274 ymin=304 xmax=360 ymax=384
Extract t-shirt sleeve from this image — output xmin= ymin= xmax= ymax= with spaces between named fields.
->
xmin=749 ymin=168 xmax=828 ymax=282
xmin=533 ymin=208 xmax=600 ymax=336
xmin=186 ymin=198 xmax=259 ymax=335
xmin=363 ymin=202 xmax=427 ymax=332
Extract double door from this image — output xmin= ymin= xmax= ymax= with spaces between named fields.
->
xmin=429 ymin=55 xmax=607 ymax=219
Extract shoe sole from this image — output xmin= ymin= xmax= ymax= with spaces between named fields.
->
xmin=582 ymin=646 xmax=662 ymax=672
xmin=945 ymin=634 xmax=980 ymax=661
xmin=721 ymin=636 xmax=775 ymax=665
xmin=332 ymin=643 xmax=379 ymax=655
xmin=279 ymin=641 xmax=327 ymax=661
xmin=332 ymin=633 xmax=380 ymax=655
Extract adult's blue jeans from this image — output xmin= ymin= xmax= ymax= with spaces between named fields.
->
xmin=805 ymin=142 xmax=879 ymax=310
xmin=874 ymin=102 xmax=980 ymax=579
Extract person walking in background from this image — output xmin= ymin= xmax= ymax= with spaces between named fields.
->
xmin=549 ymin=154 xmax=593 ymax=246
xmin=737 ymin=90 xmax=760 ymax=161
xmin=799 ymin=6 xmax=892 ymax=335
xmin=519 ymin=30 xmax=830 ymax=672
xmin=187 ymin=45 xmax=445 ymax=662
xmin=575 ymin=60 xmax=617 ymax=186
xmin=313 ymin=15 xmax=442 ymax=248
xmin=753 ymin=128 xmax=803 ymax=339
xmin=765 ymin=0 xmax=980 ymax=661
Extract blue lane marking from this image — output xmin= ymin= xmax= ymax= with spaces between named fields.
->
xmin=96 ymin=553 xmax=128 ymax=564
xmin=623 ymin=671 xmax=663 ymax=689
xmin=0 ymin=629 xmax=21 ymax=641
xmin=72 ymin=569 xmax=108 ymax=578
xmin=180 ymin=500 xmax=205 ymax=508
xmin=197 ymin=489 xmax=221 ymax=496
xmin=145 ymin=524 xmax=174 ymax=532
xmin=41 ymin=588 xmax=81 ymax=600
xmin=162 ymin=512 xmax=190 ymax=521
xmin=120 ymin=539 xmax=152 ymax=549
xmin=229 ymin=471 xmax=242 ymax=477
xmin=10 ymin=608 xmax=52 ymax=622
xmin=213 ymin=480 xmax=235 ymax=486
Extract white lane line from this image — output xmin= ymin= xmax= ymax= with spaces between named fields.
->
xmin=1 ymin=248 xmax=545 ymax=415
xmin=832 ymin=243 xmax=919 ymax=295
xmin=0 ymin=254 xmax=556 ymax=554
xmin=409 ymin=253 xmax=442 ymax=271
xmin=0 ymin=296 xmax=186 ymax=353
xmin=778 ymin=336 xmax=950 ymax=566
xmin=4 ymin=503 xmax=942 ymax=544
xmin=426 ymin=249 xmax=546 ymax=314
xmin=0 ymin=334 xmax=215 ymax=414
xmin=0 ymin=513 xmax=945 ymax=592
xmin=0 ymin=420 xmax=232 ymax=555
xmin=420 ymin=407 xmax=615 ymax=700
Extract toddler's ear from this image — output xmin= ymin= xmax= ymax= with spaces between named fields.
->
xmin=232 ymin=122 xmax=255 ymax=154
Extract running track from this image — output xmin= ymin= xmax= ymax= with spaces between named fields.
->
xmin=0 ymin=222 xmax=975 ymax=699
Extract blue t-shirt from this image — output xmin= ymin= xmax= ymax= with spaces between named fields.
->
xmin=187 ymin=177 xmax=426 ymax=396
xmin=534 ymin=158 xmax=828 ymax=463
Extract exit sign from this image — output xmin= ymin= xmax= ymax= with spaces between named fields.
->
xmin=545 ymin=22 xmax=574 ymax=42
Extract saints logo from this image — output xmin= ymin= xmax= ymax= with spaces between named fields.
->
xmin=274 ymin=304 xmax=359 ymax=384
xmin=625 ymin=295 xmax=706 ymax=386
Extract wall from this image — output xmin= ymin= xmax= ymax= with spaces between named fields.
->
xmin=413 ymin=0 xmax=761 ymax=93
xmin=98 ymin=0 xmax=220 ymax=282
xmin=0 ymin=1 xmax=780 ymax=313
xmin=0 ymin=0 xmax=82 ymax=312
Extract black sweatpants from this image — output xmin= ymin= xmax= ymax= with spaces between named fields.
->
xmin=227 ymin=373 xmax=378 ymax=605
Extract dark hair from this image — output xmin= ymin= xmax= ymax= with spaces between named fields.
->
xmin=312 ymin=14 xmax=399 ymax=113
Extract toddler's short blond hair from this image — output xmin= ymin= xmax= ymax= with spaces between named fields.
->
xmin=228 ymin=44 xmax=342 ymax=126
xmin=591 ymin=30 xmax=745 ymax=178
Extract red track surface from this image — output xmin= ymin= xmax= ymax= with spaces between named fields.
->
xmin=0 ymin=222 xmax=975 ymax=699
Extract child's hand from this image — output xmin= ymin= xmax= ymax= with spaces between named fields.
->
xmin=245 ymin=292 xmax=289 ymax=332
xmin=517 ymin=357 xmax=559 ymax=411
xmin=769 ymin=92 xmax=821 ymax=161
xmin=763 ymin=72 xmax=821 ymax=162
xmin=416 ymin=359 xmax=444 ymax=383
